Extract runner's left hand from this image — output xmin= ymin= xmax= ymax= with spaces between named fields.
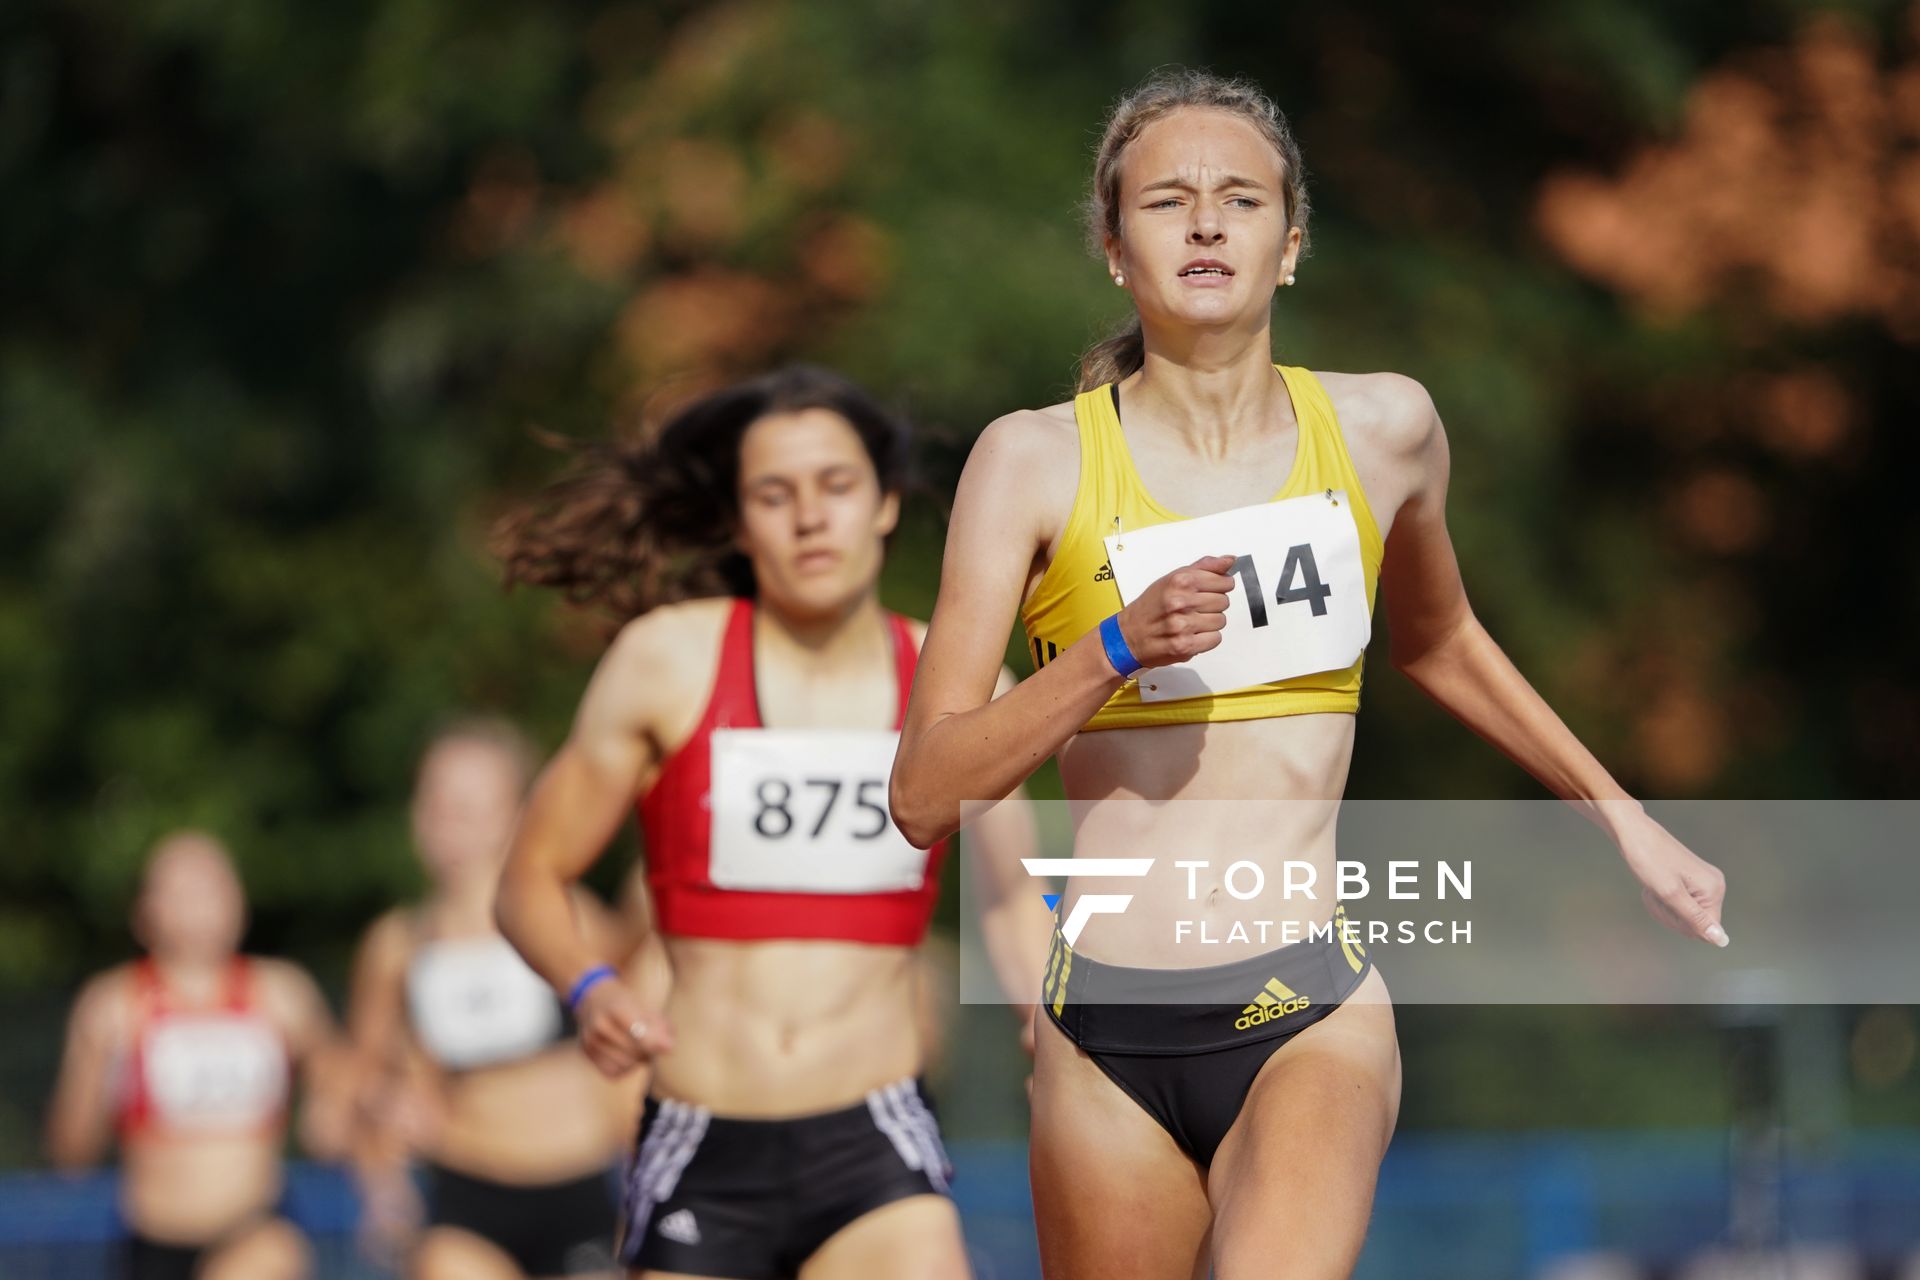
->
xmin=1614 ymin=811 xmax=1729 ymax=947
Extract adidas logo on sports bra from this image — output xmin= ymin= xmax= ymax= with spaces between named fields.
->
xmin=1092 ymin=561 xmax=1113 ymax=583
xmin=1234 ymin=977 xmax=1311 ymax=1030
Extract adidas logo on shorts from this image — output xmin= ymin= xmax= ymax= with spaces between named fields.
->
xmin=1234 ymin=977 xmax=1311 ymax=1030
xmin=656 ymin=1208 xmax=701 ymax=1246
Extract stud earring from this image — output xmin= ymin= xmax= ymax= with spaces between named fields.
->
xmin=1113 ymin=273 xmax=1125 ymax=287
xmin=1284 ymin=273 xmax=1297 ymax=286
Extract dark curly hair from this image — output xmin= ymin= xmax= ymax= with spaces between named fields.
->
xmin=495 ymin=365 xmax=910 ymax=622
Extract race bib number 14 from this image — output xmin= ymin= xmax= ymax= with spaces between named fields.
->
xmin=1104 ymin=491 xmax=1372 ymax=702
xmin=708 ymin=729 xmax=927 ymax=893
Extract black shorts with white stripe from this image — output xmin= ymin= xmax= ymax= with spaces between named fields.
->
xmin=618 ymin=1078 xmax=952 ymax=1278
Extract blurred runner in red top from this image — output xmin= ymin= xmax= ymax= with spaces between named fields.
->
xmin=47 ymin=831 xmax=347 ymax=1280
xmin=495 ymin=365 xmax=1051 ymax=1279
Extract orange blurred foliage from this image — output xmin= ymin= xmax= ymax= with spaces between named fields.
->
xmin=1668 ymin=468 xmax=1770 ymax=555
xmin=615 ymin=270 xmax=790 ymax=378
xmin=656 ymin=139 xmax=751 ymax=251
xmin=800 ymin=214 xmax=891 ymax=302
xmin=452 ymin=149 xmax=543 ymax=258
xmin=474 ymin=0 xmax=891 ymax=383
xmin=1751 ymin=367 xmax=1854 ymax=458
xmin=1537 ymin=8 xmax=1920 ymax=339
xmin=1634 ymin=683 xmax=1730 ymax=791
xmin=764 ymin=111 xmax=851 ymax=194
xmin=1528 ymin=12 xmax=1920 ymax=788
xmin=558 ymin=189 xmax=651 ymax=282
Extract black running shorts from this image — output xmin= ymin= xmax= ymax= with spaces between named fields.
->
xmin=619 ymin=1078 xmax=952 ymax=1278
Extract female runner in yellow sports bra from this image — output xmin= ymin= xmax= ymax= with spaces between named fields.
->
xmin=891 ymin=69 xmax=1731 ymax=1280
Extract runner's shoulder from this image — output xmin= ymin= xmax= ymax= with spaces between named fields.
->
xmin=964 ymin=402 xmax=1080 ymax=531
xmin=595 ymin=597 xmax=734 ymax=739
xmin=356 ymin=907 xmax=417 ymax=970
xmin=1313 ymin=370 xmax=1440 ymax=459
xmin=974 ymin=401 xmax=1078 ymax=468
xmin=604 ymin=596 xmax=736 ymax=674
xmin=71 ymin=965 xmax=137 ymax=1038
xmin=238 ymin=955 xmax=326 ymax=1034
xmin=248 ymin=954 xmax=324 ymax=1001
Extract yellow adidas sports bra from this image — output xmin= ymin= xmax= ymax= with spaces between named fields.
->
xmin=1020 ymin=364 xmax=1385 ymax=731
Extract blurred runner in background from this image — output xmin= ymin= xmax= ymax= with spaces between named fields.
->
xmin=494 ymin=364 xmax=1050 ymax=1280
xmin=46 ymin=830 xmax=348 ymax=1280
xmin=346 ymin=719 xmax=662 ymax=1280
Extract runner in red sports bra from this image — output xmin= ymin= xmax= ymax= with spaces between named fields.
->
xmin=116 ymin=956 xmax=290 ymax=1140
xmin=638 ymin=597 xmax=944 ymax=946
xmin=47 ymin=831 xmax=347 ymax=1280
xmin=494 ymin=365 xmax=1051 ymax=1280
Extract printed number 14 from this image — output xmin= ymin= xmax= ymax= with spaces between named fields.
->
xmin=1229 ymin=545 xmax=1331 ymax=627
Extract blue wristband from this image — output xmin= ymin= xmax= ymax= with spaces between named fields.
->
xmin=1098 ymin=613 xmax=1142 ymax=679
xmin=567 ymin=964 xmax=617 ymax=1013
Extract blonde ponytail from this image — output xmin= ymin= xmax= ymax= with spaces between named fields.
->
xmin=1076 ymin=320 xmax=1146 ymax=393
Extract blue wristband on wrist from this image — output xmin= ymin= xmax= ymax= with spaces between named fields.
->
xmin=567 ymin=964 xmax=617 ymax=1013
xmin=1098 ymin=613 xmax=1143 ymax=679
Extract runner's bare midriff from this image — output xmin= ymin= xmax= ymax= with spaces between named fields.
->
xmin=1055 ymin=711 xmax=1357 ymax=968
xmin=653 ymin=938 xmax=923 ymax=1115
xmin=121 ymin=1137 xmax=284 ymax=1243
xmin=430 ymin=1049 xmax=628 ymax=1183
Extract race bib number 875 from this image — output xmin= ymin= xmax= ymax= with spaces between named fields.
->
xmin=1104 ymin=491 xmax=1372 ymax=702
xmin=708 ymin=729 xmax=926 ymax=893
